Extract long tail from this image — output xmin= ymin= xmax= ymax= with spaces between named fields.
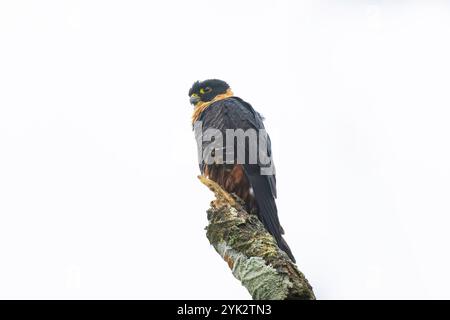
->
xmin=246 ymin=174 xmax=296 ymax=263
xmin=279 ymin=237 xmax=296 ymax=263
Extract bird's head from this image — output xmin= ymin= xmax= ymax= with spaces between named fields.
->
xmin=188 ymin=79 xmax=230 ymax=106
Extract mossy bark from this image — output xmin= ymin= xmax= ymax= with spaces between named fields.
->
xmin=199 ymin=176 xmax=316 ymax=300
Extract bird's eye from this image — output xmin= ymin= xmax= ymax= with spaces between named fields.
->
xmin=200 ymin=87 xmax=212 ymax=94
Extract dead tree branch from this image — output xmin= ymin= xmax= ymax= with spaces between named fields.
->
xmin=199 ymin=176 xmax=316 ymax=300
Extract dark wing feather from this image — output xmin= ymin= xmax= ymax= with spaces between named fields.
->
xmin=198 ymin=97 xmax=295 ymax=262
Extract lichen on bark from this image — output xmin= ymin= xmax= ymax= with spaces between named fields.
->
xmin=199 ymin=175 xmax=316 ymax=300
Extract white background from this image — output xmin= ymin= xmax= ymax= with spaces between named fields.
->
xmin=1 ymin=0 xmax=450 ymax=299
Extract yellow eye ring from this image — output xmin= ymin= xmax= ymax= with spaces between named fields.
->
xmin=200 ymin=87 xmax=212 ymax=94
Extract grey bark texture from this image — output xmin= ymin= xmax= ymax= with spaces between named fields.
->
xmin=199 ymin=176 xmax=316 ymax=300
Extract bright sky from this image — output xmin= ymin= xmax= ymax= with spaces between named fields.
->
xmin=1 ymin=0 xmax=450 ymax=299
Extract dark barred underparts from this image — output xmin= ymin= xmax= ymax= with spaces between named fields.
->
xmin=199 ymin=176 xmax=315 ymax=300
xmin=204 ymin=164 xmax=256 ymax=212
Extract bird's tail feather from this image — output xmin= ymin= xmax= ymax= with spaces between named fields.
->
xmin=245 ymin=173 xmax=296 ymax=263
xmin=279 ymin=236 xmax=296 ymax=263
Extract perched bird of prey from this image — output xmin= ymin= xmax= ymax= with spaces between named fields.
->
xmin=189 ymin=79 xmax=296 ymax=262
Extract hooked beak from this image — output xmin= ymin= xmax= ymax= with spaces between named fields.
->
xmin=190 ymin=94 xmax=200 ymax=106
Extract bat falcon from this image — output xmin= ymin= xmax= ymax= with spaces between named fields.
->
xmin=189 ymin=79 xmax=296 ymax=263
